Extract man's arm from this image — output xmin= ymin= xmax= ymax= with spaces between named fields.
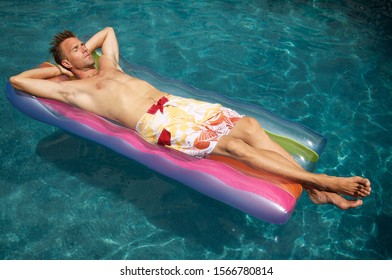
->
xmin=9 ymin=65 xmax=74 ymax=103
xmin=85 ymin=27 xmax=119 ymax=65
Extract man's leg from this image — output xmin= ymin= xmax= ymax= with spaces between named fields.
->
xmin=224 ymin=117 xmax=303 ymax=169
xmin=220 ymin=117 xmax=370 ymax=209
xmin=211 ymin=117 xmax=371 ymax=199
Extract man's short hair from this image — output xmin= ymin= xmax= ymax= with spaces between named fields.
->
xmin=49 ymin=30 xmax=76 ymax=65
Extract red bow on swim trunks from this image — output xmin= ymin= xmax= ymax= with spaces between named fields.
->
xmin=147 ymin=96 xmax=169 ymax=114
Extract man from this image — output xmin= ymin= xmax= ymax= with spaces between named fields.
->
xmin=10 ymin=27 xmax=371 ymax=210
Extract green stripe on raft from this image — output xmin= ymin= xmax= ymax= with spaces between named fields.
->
xmin=265 ymin=130 xmax=319 ymax=162
xmin=92 ymin=51 xmax=100 ymax=69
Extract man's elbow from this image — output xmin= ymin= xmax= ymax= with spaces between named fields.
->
xmin=105 ymin=27 xmax=116 ymax=37
xmin=10 ymin=75 xmax=29 ymax=92
xmin=9 ymin=76 xmax=21 ymax=89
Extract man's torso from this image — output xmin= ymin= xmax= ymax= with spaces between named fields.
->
xmin=61 ymin=60 xmax=167 ymax=129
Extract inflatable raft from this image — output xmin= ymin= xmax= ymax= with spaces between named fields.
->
xmin=5 ymin=56 xmax=326 ymax=224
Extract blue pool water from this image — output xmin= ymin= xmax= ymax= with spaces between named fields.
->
xmin=1 ymin=0 xmax=391 ymax=259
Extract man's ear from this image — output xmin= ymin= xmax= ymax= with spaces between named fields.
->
xmin=61 ymin=59 xmax=72 ymax=69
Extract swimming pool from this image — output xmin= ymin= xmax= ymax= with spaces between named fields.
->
xmin=1 ymin=0 xmax=391 ymax=259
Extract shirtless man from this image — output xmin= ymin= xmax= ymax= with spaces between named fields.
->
xmin=10 ymin=27 xmax=371 ymax=210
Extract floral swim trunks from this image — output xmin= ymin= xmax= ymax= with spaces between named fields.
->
xmin=136 ymin=95 xmax=244 ymax=158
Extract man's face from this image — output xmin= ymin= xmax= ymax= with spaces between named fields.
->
xmin=60 ymin=37 xmax=95 ymax=70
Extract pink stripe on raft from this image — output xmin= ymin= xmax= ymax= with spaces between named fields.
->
xmin=40 ymin=98 xmax=296 ymax=211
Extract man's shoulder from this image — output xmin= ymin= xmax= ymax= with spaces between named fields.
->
xmin=98 ymin=55 xmax=122 ymax=71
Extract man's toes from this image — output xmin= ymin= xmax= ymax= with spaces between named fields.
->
xmin=338 ymin=199 xmax=363 ymax=210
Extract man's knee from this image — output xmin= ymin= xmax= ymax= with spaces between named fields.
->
xmin=216 ymin=136 xmax=249 ymax=158
xmin=241 ymin=116 xmax=260 ymax=128
xmin=238 ymin=116 xmax=268 ymax=138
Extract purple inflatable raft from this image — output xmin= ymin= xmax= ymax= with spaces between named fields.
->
xmin=5 ymin=57 xmax=326 ymax=224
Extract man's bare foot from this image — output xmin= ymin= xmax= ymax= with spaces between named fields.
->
xmin=306 ymin=188 xmax=363 ymax=210
xmin=309 ymin=175 xmax=371 ymax=198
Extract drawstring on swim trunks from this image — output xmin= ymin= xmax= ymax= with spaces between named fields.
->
xmin=147 ymin=96 xmax=169 ymax=114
